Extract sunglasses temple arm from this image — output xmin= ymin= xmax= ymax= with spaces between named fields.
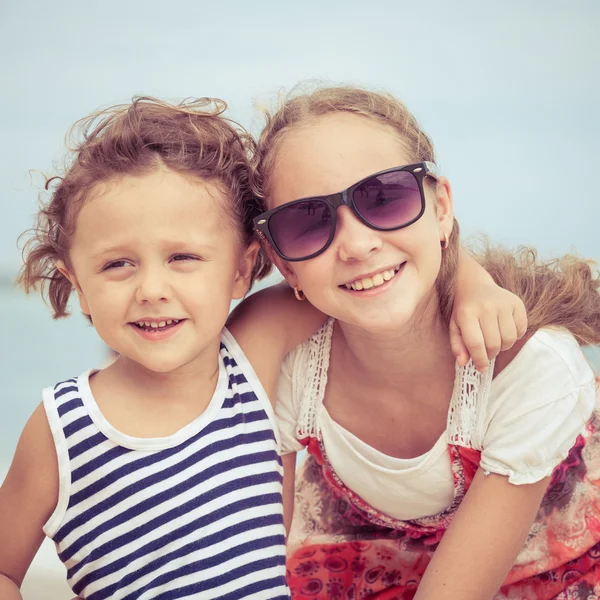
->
xmin=425 ymin=161 xmax=441 ymax=180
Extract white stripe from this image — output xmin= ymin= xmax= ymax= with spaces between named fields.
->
xmin=81 ymin=518 xmax=285 ymax=595
xmin=61 ymin=406 xmax=91 ymax=429
xmin=66 ymin=426 xmax=277 ymax=522
xmin=70 ymin=399 xmax=268 ymax=493
xmin=60 ymin=449 xmax=281 ymax=556
xmin=70 ymin=438 xmax=116 ymax=473
xmin=123 ymin=550 xmax=287 ymax=600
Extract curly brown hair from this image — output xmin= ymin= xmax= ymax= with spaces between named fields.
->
xmin=17 ymin=96 xmax=272 ymax=318
xmin=250 ymin=84 xmax=600 ymax=347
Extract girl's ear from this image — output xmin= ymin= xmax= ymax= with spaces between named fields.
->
xmin=256 ymin=238 xmax=299 ymax=289
xmin=56 ymin=260 xmax=90 ymax=316
xmin=434 ymin=176 xmax=454 ymax=235
xmin=271 ymin=258 xmax=299 ymax=289
xmin=232 ymin=241 xmax=261 ymax=299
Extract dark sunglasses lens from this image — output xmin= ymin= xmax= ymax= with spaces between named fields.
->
xmin=353 ymin=170 xmax=423 ymax=229
xmin=269 ymin=200 xmax=333 ymax=259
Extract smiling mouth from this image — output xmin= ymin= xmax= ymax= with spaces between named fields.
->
xmin=341 ymin=263 xmax=405 ymax=292
xmin=132 ymin=319 xmax=183 ymax=332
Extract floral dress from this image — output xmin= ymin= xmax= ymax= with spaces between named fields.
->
xmin=278 ymin=320 xmax=600 ymax=599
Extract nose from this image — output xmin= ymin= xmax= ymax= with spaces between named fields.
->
xmin=335 ymin=206 xmax=383 ymax=262
xmin=135 ymin=264 xmax=171 ymax=305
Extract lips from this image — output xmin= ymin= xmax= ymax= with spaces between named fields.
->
xmin=133 ymin=319 xmax=181 ymax=332
xmin=129 ymin=318 xmax=186 ymax=341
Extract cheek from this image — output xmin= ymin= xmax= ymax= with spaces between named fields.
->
xmin=292 ymin=258 xmax=334 ymax=295
xmin=84 ymin=281 xmax=129 ymax=318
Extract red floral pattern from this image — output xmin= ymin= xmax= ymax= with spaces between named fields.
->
xmin=287 ymin=413 xmax=600 ymax=599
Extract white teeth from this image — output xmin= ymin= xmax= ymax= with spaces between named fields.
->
xmin=362 ymin=278 xmax=374 ymax=289
xmin=347 ymin=266 xmax=401 ymax=291
xmin=135 ymin=319 xmax=180 ymax=329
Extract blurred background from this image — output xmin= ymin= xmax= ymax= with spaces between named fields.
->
xmin=1 ymin=0 xmax=598 ymax=596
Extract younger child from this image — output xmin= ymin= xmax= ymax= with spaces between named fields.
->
xmin=0 ymin=97 xmax=525 ymax=599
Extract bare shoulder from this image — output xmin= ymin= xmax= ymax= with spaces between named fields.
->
xmin=1 ymin=402 xmax=58 ymax=511
xmin=0 ymin=402 xmax=58 ymax=584
xmin=228 ymin=283 xmax=325 ymax=369
xmin=227 ymin=283 xmax=325 ymax=408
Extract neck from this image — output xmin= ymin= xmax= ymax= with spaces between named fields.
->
xmin=333 ymin=293 xmax=455 ymax=391
xmin=104 ymin=344 xmax=221 ymax=409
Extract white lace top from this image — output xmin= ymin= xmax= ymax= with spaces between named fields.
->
xmin=276 ymin=319 xmax=597 ymax=521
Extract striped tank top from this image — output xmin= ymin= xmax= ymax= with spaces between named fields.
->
xmin=42 ymin=328 xmax=289 ymax=600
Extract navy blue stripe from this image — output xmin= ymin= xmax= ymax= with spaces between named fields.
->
xmin=228 ymin=372 xmax=249 ymax=387
xmin=66 ymin=472 xmax=282 ymax=582
xmin=69 ymin=408 xmax=275 ymax=490
xmin=68 ymin=432 xmax=107 ymax=461
xmin=221 ymin=391 xmax=259 ymax=409
xmin=127 ymin=555 xmax=286 ymax=600
xmin=59 ymin=450 xmax=280 ymax=556
xmin=73 ymin=502 xmax=282 ymax=593
xmin=54 ymin=377 xmax=77 ymax=390
xmin=57 ymin=397 xmax=84 ymax=417
xmin=69 ymin=424 xmax=274 ymax=510
xmin=71 ymin=445 xmax=133 ymax=483
xmin=79 ymin=517 xmax=284 ymax=598
xmin=64 ymin=416 xmax=94 ymax=439
xmin=220 ymin=352 xmax=235 ymax=366
xmin=55 ymin=385 xmax=78 ymax=400
xmin=221 ymin=395 xmax=237 ymax=409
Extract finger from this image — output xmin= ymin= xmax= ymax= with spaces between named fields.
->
xmin=498 ymin=308 xmax=518 ymax=351
xmin=459 ymin=318 xmax=490 ymax=372
xmin=449 ymin=318 xmax=470 ymax=367
xmin=478 ymin=311 xmax=503 ymax=361
xmin=513 ymin=302 xmax=528 ymax=339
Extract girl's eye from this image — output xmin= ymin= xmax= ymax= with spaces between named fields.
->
xmin=171 ymin=254 xmax=198 ymax=262
xmin=103 ymin=260 xmax=131 ymax=270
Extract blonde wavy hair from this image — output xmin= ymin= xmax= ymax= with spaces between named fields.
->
xmin=251 ymin=85 xmax=600 ymax=346
xmin=18 ymin=96 xmax=272 ymax=318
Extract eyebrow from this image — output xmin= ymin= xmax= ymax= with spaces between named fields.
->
xmin=90 ymin=240 xmax=219 ymax=260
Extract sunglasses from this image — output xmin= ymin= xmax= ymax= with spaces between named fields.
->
xmin=253 ymin=161 xmax=440 ymax=262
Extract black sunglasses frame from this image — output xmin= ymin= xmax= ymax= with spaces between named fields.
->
xmin=253 ymin=161 xmax=440 ymax=262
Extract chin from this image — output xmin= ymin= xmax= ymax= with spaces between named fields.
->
xmin=123 ymin=352 xmax=189 ymax=375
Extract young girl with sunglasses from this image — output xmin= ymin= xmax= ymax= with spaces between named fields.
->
xmin=243 ymin=86 xmax=600 ymax=599
xmin=0 ymin=97 xmax=525 ymax=600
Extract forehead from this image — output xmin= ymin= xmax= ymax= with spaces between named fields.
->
xmin=269 ymin=113 xmax=412 ymax=207
xmin=71 ymin=168 xmax=236 ymax=252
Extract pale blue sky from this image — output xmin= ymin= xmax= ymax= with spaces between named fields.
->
xmin=1 ymin=0 xmax=598 ymax=276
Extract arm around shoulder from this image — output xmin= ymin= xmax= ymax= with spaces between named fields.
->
xmin=227 ymin=283 xmax=326 ymax=398
xmin=228 ymin=282 xmax=326 ymax=359
xmin=0 ymin=402 xmax=59 ymax=590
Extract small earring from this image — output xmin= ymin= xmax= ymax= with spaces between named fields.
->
xmin=293 ymin=286 xmax=306 ymax=301
xmin=440 ymin=232 xmax=449 ymax=250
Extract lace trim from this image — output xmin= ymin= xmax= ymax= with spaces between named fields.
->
xmin=296 ymin=318 xmax=335 ymax=441
xmin=447 ymin=358 xmax=495 ymax=450
xmin=295 ymin=317 xmax=495 ymax=449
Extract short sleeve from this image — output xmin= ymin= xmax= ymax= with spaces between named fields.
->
xmin=480 ymin=328 xmax=597 ymax=485
xmin=275 ymin=350 xmax=305 ymax=455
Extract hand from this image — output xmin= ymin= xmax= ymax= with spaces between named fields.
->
xmin=450 ymin=284 xmax=528 ymax=372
